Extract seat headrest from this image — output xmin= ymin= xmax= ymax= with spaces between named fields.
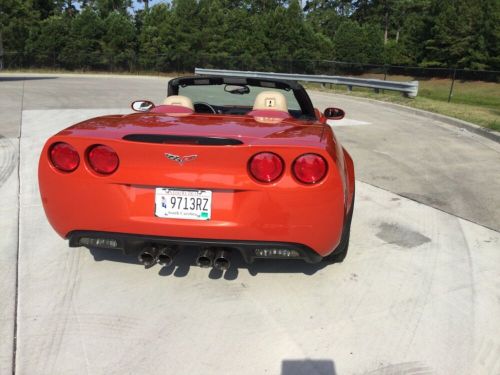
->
xmin=252 ymin=91 xmax=288 ymax=113
xmin=163 ymin=95 xmax=194 ymax=111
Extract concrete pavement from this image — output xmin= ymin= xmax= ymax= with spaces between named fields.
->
xmin=0 ymin=136 xmax=19 ymax=375
xmin=310 ymin=91 xmax=500 ymax=232
xmin=0 ymin=75 xmax=23 ymax=375
xmin=1 ymin=74 xmax=499 ymax=375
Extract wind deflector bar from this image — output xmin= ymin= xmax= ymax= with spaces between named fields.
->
xmin=123 ymin=134 xmax=243 ymax=145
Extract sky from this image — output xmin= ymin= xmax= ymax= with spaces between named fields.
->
xmin=133 ymin=0 xmax=167 ymax=10
xmin=73 ymin=0 xmax=168 ymax=11
xmin=129 ymin=0 xmax=306 ymax=11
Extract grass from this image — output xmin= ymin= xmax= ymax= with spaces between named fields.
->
xmin=306 ymin=76 xmax=500 ymax=131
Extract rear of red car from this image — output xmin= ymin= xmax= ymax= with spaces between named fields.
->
xmin=39 ymin=113 xmax=354 ymax=265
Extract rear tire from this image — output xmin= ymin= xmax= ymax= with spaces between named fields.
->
xmin=323 ymin=193 xmax=354 ymax=263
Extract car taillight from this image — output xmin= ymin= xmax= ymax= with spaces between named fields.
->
xmin=87 ymin=145 xmax=119 ymax=174
xmin=249 ymin=152 xmax=284 ymax=183
xmin=49 ymin=142 xmax=80 ymax=172
xmin=293 ymin=153 xmax=327 ymax=184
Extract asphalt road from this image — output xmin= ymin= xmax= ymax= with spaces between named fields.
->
xmin=1 ymin=73 xmax=499 ymax=375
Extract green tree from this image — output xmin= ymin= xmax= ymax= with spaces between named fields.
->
xmin=170 ymin=0 xmax=201 ymax=70
xmin=305 ymin=0 xmax=354 ymax=18
xmin=222 ymin=7 xmax=270 ymax=70
xmin=394 ymin=4 xmax=428 ymax=64
xmin=333 ymin=20 xmax=367 ymax=63
xmin=1 ymin=0 xmax=498 ymax=73
xmin=25 ymin=15 xmax=71 ymax=67
xmin=137 ymin=3 xmax=173 ymax=70
xmin=59 ymin=7 xmax=105 ymax=69
xmin=304 ymin=0 xmax=351 ymax=39
xmin=423 ymin=0 xmax=490 ymax=69
xmin=1 ymin=0 xmax=41 ymax=67
xmin=102 ymin=12 xmax=136 ymax=70
xmin=248 ymin=0 xmax=287 ymax=13
xmin=480 ymin=0 xmax=500 ymax=70
xmin=86 ymin=0 xmax=132 ymax=17
xmin=198 ymin=0 xmax=232 ymax=67
xmin=353 ymin=0 xmax=430 ymax=65
xmin=362 ymin=23 xmax=384 ymax=63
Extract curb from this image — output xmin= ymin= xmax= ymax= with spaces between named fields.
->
xmin=314 ymin=91 xmax=500 ymax=143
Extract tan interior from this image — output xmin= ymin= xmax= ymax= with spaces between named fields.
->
xmin=163 ymin=95 xmax=194 ymax=111
xmin=252 ymin=91 xmax=288 ymax=112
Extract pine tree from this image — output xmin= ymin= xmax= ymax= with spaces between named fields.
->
xmin=170 ymin=0 xmax=201 ymax=71
xmin=137 ymin=3 xmax=173 ymax=70
xmin=333 ymin=20 xmax=368 ymax=63
xmin=102 ymin=12 xmax=136 ymax=70
xmin=422 ymin=0 xmax=493 ymax=69
xmin=59 ymin=7 xmax=105 ymax=69
xmin=25 ymin=15 xmax=71 ymax=67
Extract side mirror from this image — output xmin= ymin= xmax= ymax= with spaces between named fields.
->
xmin=131 ymin=100 xmax=155 ymax=112
xmin=324 ymin=107 xmax=345 ymax=120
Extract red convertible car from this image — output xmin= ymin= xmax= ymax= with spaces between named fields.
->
xmin=38 ymin=75 xmax=355 ymax=270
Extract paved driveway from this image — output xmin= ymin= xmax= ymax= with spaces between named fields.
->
xmin=1 ymin=74 xmax=499 ymax=375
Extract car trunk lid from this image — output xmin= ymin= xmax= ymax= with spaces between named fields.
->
xmin=60 ymin=113 xmax=326 ymax=146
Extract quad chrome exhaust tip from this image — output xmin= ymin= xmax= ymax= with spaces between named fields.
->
xmin=196 ymin=248 xmax=216 ymax=268
xmin=138 ymin=246 xmax=159 ymax=268
xmin=157 ymin=246 xmax=178 ymax=267
xmin=138 ymin=245 xmax=232 ymax=270
xmin=213 ymin=249 xmax=231 ymax=271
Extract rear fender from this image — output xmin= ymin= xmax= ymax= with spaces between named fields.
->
xmin=322 ymin=125 xmax=350 ymax=210
xmin=343 ymin=148 xmax=355 ymax=214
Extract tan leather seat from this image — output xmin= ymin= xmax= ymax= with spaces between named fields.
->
xmin=252 ymin=91 xmax=288 ymax=113
xmin=163 ymin=95 xmax=194 ymax=111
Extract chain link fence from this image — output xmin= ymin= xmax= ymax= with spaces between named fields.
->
xmin=3 ymin=51 xmax=499 ymax=79
xmin=2 ymin=51 xmax=499 ymax=103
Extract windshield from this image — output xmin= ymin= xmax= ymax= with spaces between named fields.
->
xmin=168 ymin=76 xmax=316 ymax=119
xmin=178 ymin=84 xmax=302 ymax=111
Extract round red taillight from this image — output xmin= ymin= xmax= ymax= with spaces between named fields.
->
xmin=293 ymin=153 xmax=327 ymax=184
xmin=249 ymin=152 xmax=284 ymax=183
xmin=49 ymin=142 xmax=80 ymax=172
xmin=87 ymin=145 xmax=119 ymax=175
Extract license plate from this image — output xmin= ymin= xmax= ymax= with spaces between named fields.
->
xmin=155 ymin=188 xmax=212 ymax=220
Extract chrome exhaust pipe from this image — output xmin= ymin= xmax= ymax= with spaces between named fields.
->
xmin=196 ymin=248 xmax=215 ymax=268
xmin=138 ymin=246 xmax=159 ymax=268
xmin=157 ymin=246 xmax=178 ymax=267
xmin=213 ymin=249 xmax=231 ymax=271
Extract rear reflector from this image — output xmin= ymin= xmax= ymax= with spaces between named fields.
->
xmin=255 ymin=248 xmax=300 ymax=258
xmin=49 ymin=142 xmax=80 ymax=172
xmin=293 ymin=153 xmax=327 ymax=184
xmin=249 ymin=152 xmax=284 ymax=183
xmin=87 ymin=145 xmax=119 ymax=175
xmin=79 ymin=237 xmax=118 ymax=249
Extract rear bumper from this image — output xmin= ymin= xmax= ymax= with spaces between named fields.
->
xmin=68 ymin=230 xmax=324 ymax=263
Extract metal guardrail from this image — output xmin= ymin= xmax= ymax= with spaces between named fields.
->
xmin=195 ymin=68 xmax=419 ymax=98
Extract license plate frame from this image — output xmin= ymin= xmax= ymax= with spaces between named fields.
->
xmin=155 ymin=188 xmax=212 ymax=221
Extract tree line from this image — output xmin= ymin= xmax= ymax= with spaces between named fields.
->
xmin=1 ymin=0 xmax=499 ymax=73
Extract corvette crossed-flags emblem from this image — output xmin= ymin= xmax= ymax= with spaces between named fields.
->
xmin=164 ymin=153 xmax=198 ymax=165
